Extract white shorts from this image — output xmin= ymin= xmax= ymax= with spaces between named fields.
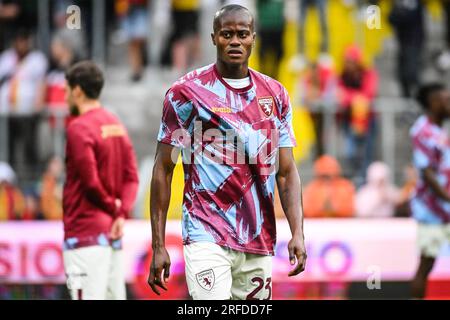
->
xmin=417 ymin=224 xmax=450 ymax=258
xmin=63 ymin=246 xmax=126 ymax=300
xmin=184 ymin=242 xmax=272 ymax=300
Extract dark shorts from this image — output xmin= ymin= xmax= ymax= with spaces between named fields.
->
xmin=172 ymin=10 xmax=199 ymax=40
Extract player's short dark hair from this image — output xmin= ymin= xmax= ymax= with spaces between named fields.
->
xmin=416 ymin=82 xmax=445 ymax=110
xmin=213 ymin=4 xmax=254 ymax=33
xmin=65 ymin=61 xmax=104 ymax=99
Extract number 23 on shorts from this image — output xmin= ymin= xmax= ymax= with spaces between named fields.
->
xmin=246 ymin=277 xmax=272 ymax=300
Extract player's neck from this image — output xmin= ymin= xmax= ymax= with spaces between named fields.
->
xmin=427 ymin=113 xmax=444 ymax=127
xmin=78 ymin=100 xmax=101 ymax=115
xmin=215 ymin=61 xmax=249 ymax=79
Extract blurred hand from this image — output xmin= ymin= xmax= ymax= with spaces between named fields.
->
xmin=115 ymin=198 xmax=122 ymax=209
xmin=110 ymin=217 xmax=125 ymax=240
xmin=288 ymin=236 xmax=307 ymax=277
xmin=114 ymin=198 xmax=122 ymax=215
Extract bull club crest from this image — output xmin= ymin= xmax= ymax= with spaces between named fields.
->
xmin=258 ymin=97 xmax=274 ymax=117
xmin=196 ymin=269 xmax=215 ymax=291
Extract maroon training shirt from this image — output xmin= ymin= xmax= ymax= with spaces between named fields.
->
xmin=63 ymin=107 xmax=139 ymax=241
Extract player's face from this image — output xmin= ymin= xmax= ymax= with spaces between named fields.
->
xmin=440 ymin=89 xmax=450 ymax=118
xmin=212 ymin=12 xmax=255 ymax=67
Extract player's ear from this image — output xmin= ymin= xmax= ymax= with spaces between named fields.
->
xmin=73 ymin=85 xmax=83 ymax=99
xmin=211 ymin=33 xmax=216 ymax=46
xmin=252 ymin=32 xmax=256 ymax=47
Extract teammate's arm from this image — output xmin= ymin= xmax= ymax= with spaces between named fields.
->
xmin=147 ymin=142 xmax=179 ymax=295
xmin=423 ymin=167 xmax=450 ymax=202
xmin=276 ymin=147 xmax=307 ymax=277
xmin=119 ymin=137 xmax=140 ymax=218
xmin=110 ymin=137 xmax=140 ymax=240
xmin=67 ymin=124 xmax=118 ymax=215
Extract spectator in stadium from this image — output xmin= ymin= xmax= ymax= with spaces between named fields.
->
xmin=116 ymin=0 xmax=149 ymax=82
xmin=39 ymin=156 xmax=64 ymax=220
xmin=410 ymin=83 xmax=450 ymax=299
xmin=303 ymin=155 xmax=355 ymax=218
xmin=0 ymin=161 xmax=25 ymax=220
xmin=337 ymin=44 xmax=378 ymax=183
xmin=300 ymin=58 xmax=337 ymax=159
xmin=355 ymin=161 xmax=402 ymax=218
xmin=388 ymin=0 xmax=425 ymax=98
xmin=0 ymin=28 xmax=48 ymax=175
xmin=436 ymin=0 xmax=450 ymax=72
xmin=21 ymin=191 xmax=39 ymax=220
xmin=298 ymin=0 xmax=329 ymax=59
xmin=170 ymin=0 xmax=201 ymax=74
xmin=46 ymin=31 xmax=79 ymax=133
xmin=255 ymin=0 xmax=285 ymax=80
xmin=396 ymin=163 xmax=418 ymax=217
xmin=51 ymin=0 xmax=88 ymax=60
xmin=0 ymin=0 xmax=37 ymax=52
xmin=0 ymin=0 xmax=20 ymax=52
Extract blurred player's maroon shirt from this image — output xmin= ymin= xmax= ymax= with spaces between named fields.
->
xmin=63 ymin=107 xmax=139 ymax=240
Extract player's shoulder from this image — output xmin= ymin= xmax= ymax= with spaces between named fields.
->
xmin=250 ymin=68 xmax=287 ymax=95
xmin=168 ymin=64 xmax=215 ymax=95
xmin=66 ymin=116 xmax=88 ymax=137
xmin=410 ymin=115 xmax=435 ymax=139
xmin=66 ymin=108 xmax=109 ymax=132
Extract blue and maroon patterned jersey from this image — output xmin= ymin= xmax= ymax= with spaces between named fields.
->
xmin=158 ymin=64 xmax=296 ymax=255
xmin=410 ymin=115 xmax=450 ymax=224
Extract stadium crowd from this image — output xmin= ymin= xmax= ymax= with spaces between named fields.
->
xmin=0 ymin=0 xmax=449 ymax=222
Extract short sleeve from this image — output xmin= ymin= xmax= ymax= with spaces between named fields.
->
xmin=278 ymin=87 xmax=297 ymax=148
xmin=412 ymin=134 xmax=439 ymax=170
xmin=157 ymin=86 xmax=192 ymax=148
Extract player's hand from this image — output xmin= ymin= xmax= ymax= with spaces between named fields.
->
xmin=148 ymin=247 xmax=171 ymax=295
xmin=288 ymin=235 xmax=307 ymax=277
xmin=114 ymin=198 xmax=122 ymax=214
xmin=110 ymin=217 xmax=125 ymax=240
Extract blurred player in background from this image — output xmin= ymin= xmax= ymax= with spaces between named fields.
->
xmin=148 ymin=4 xmax=306 ymax=300
xmin=62 ymin=61 xmax=139 ymax=300
xmin=410 ymin=83 xmax=450 ymax=299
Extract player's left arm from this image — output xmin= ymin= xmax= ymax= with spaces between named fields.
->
xmin=276 ymin=147 xmax=307 ymax=277
xmin=119 ymin=135 xmax=139 ymax=218
xmin=110 ymin=136 xmax=139 ymax=240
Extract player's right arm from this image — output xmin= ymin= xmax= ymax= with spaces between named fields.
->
xmin=147 ymin=142 xmax=180 ymax=295
xmin=148 ymin=84 xmax=188 ymax=294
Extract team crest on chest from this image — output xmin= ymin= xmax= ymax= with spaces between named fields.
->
xmin=258 ymin=97 xmax=274 ymax=117
xmin=196 ymin=269 xmax=215 ymax=291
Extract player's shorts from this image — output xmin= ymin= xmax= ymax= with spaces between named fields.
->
xmin=63 ymin=246 xmax=125 ymax=300
xmin=184 ymin=242 xmax=272 ymax=300
xmin=417 ymin=223 xmax=450 ymax=258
